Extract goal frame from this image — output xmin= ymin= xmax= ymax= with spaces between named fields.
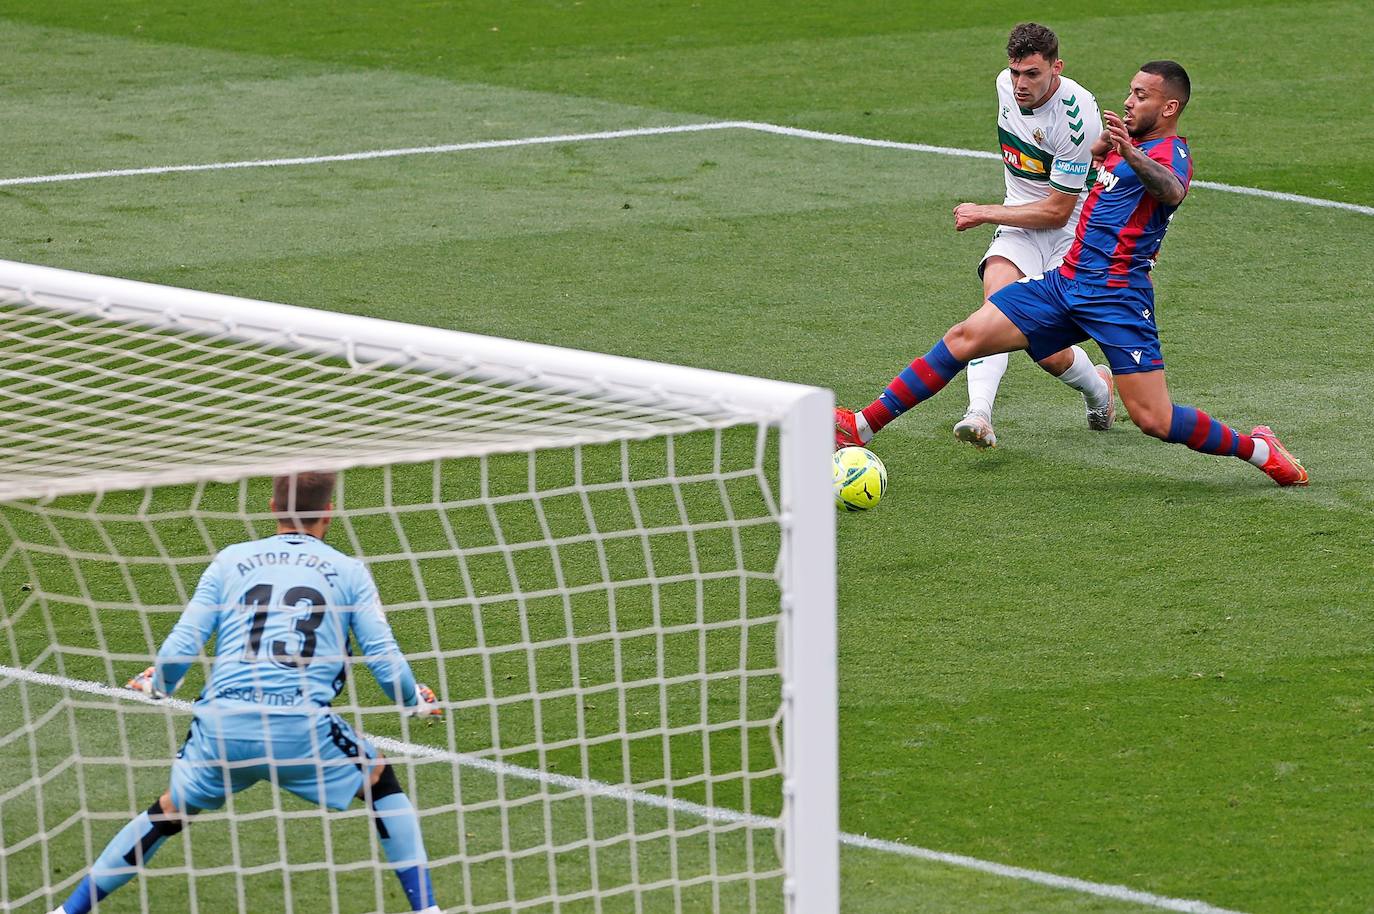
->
xmin=0 ymin=259 xmax=840 ymax=914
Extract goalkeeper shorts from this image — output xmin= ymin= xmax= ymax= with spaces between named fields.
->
xmin=170 ymin=712 xmax=378 ymax=812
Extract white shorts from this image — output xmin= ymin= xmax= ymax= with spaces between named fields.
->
xmin=979 ymin=225 xmax=1073 ymax=280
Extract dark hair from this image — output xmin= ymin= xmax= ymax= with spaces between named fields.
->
xmin=1140 ymin=60 xmax=1190 ymax=112
xmin=273 ymin=471 xmax=336 ymax=520
xmin=1007 ymin=22 xmax=1059 ymax=63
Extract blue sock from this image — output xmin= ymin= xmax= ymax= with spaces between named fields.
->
xmin=372 ymin=792 xmax=435 ymax=910
xmin=1166 ymin=404 xmax=1256 ymax=459
xmin=61 ymin=804 xmax=183 ymax=914
xmin=861 ymin=339 xmax=968 ymax=433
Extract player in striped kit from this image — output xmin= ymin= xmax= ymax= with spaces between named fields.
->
xmin=50 ymin=472 xmax=444 ymax=914
xmin=951 ymin=22 xmax=1115 ymax=449
xmin=835 ymin=61 xmax=1308 ymax=486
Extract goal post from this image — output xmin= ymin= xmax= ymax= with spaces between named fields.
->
xmin=0 ymin=260 xmax=838 ymax=914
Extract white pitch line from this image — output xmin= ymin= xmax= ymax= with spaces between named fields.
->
xmin=0 ymin=119 xmax=1369 ymax=219
xmin=737 ymin=120 xmax=1001 ymax=162
xmin=730 ymin=121 xmax=1374 ymax=216
xmin=0 ymin=664 xmax=1248 ymax=914
xmin=0 ymin=122 xmax=750 ymax=188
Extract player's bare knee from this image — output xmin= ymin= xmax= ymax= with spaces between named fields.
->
xmin=150 ymin=794 xmax=186 ymax=836
xmin=367 ymin=751 xmax=388 ymax=787
xmin=1133 ymin=410 xmax=1172 ymax=439
xmin=360 ymin=761 xmax=404 ymax=807
xmin=1037 ymin=350 xmax=1072 ymax=377
xmin=943 ymin=322 xmax=977 ymax=359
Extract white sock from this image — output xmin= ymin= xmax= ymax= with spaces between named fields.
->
xmin=1247 ymin=437 xmax=1270 ymax=467
xmin=965 ymin=352 xmax=1008 ymax=417
xmin=1056 ymin=346 xmax=1110 ymax=407
xmin=854 ymin=411 xmax=874 ymax=444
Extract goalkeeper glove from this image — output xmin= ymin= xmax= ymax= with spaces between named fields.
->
xmin=409 ymin=683 xmax=443 ymax=721
xmin=126 ymin=666 xmax=168 ymax=700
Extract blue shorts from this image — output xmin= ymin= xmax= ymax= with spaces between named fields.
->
xmin=170 ymin=711 xmax=377 ymax=812
xmin=989 ymin=268 xmax=1165 ymax=374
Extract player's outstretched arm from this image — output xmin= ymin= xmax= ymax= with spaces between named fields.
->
xmin=350 ymin=577 xmax=442 ymax=720
xmin=953 ymin=189 xmax=1079 ymax=231
xmin=131 ymin=562 xmax=226 ymax=697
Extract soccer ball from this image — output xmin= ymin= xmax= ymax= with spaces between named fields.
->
xmin=833 ymin=447 xmax=887 ymax=512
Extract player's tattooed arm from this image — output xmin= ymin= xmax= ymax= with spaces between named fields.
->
xmin=1102 ymin=110 xmax=1185 ymax=205
xmin=1123 ymin=147 xmax=1185 ymax=205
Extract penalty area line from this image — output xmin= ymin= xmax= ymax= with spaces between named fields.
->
xmin=0 ymin=118 xmax=1367 ymax=219
xmin=0 ymin=664 xmax=1249 ymax=914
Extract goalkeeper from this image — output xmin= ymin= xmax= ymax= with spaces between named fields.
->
xmin=51 ymin=472 xmax=442 ymax=914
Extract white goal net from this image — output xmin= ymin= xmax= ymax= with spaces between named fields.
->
xmin=0 ymin=261 xmax=837 ymax=914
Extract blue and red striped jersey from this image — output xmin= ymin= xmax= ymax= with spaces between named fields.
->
xmin=1061 ymin=135 xmax=1192 ymax=288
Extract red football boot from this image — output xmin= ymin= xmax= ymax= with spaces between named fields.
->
xmin=834 ymin=407 xmax=865 ymax=451
xmin=1250 ymin=425 xmax=1309 ymax=487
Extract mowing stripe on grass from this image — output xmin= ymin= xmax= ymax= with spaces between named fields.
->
xmin=0 ymin=119 xmax=1369 ymax=219
xmin=0 ymin=664 xmax=1248 ymax=914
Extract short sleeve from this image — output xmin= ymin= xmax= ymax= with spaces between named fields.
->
xmin=1049 ymin=92 xmax=1102 ymax=194
xmin=1150 ymin=138 xmax=1193 ymax=192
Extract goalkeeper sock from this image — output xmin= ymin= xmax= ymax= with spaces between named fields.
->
xmin=372 ymin=792 xmax=436 ymax=911
xmin=60 ymin=801 xmax=184 ymax=914
xmin=1166 ymin=405 xmax=1258 ymax=460
xmin=861 ymin=340 xmax=968 ymax=434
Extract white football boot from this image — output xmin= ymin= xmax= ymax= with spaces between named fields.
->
xmin=953 ymin=409 xmax=997 ymax=449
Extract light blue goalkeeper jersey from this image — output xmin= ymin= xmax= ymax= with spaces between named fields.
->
xmin=153 ymin=531 xmax=418 ymax=738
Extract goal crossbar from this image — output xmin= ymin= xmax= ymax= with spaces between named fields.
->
xmin=0 ymin=259 xmax=818 ymax=503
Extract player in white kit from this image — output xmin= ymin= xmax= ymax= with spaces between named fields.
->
xmin=950 ymin=22 xmax=1116 ymax=448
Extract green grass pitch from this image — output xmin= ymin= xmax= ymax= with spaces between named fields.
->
xmin=1 ymin=1 xmax=1373 ymax=912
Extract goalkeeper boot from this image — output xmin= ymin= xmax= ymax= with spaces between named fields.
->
xmin=953 ymin=409 xmax=997 ymax=449
xmin=1086 ymin=365 xmax=1117 ymax=431
xmin=1250 ymin=426 xmax=1309 ymax=486
xmin=834 ymin=408 xmax=865 ymax=450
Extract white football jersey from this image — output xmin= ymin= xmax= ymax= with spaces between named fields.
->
xmin=995 ymin=70 xmax=1102 ymax=224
